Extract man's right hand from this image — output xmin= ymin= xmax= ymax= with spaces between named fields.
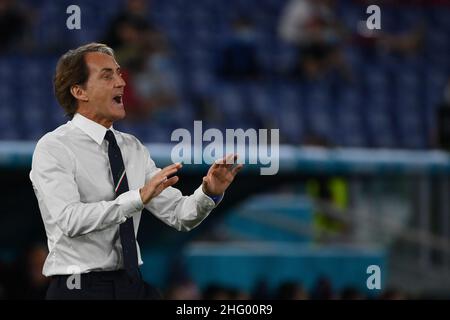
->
xmin=139 ymin=163 xmax=182 ymax=205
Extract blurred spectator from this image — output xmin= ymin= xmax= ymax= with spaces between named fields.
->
xmin=278 ymin=0 xmax=351 ymax=81
xmin=379 ymin=288 xmax=407 ymax=300
xmin=8 ymin=244 xmax=49 ymax=299
xmin=103 ymin=0 xmax=179 ymax=121
xmin=200 ymin=284 xmax=249 ymax=300
xmin=216 ymin=17 xmax=262 ymax=80
xmin=353 ymin=17 xmax=425 ymax=59
xmin=131 ymin=27 xmax=179 ymax=118
xmin=275 ymin=281 xmax=309 ymax=300
xmin=303 ymin=132 xmax=333 ymax=147
xmin=310 ymin=276 xmax=334 ymax=299
xmin=339 ymin=286 xmax=365 ymax=300
xmin=103 ymin=0 xmax=153 ymax=120
xmin=165 ymin=279 xmax=202 ymax=300
xmin=251 ymin=279 xmax=272 ymax=299
xmin=202 ymin=284 xmax=233 ymax=300
xmin=227 ymin=287 xmax=251 ymax=300
xmin=106 ymin=16 xmax=151 ymax=70
xmin=103 ymin=0 xmax=155 ymax=50
xmin=306 ymin=175 xmax=351 ymax=243
xmin=0 ymin=0 xmax=33 ymax=54
xmin=302 ymin=134 xmax=351 ymax=243
xmin=191 ymin=94 xmax=225 ymax=127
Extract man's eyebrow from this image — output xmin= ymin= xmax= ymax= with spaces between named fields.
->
xmin=100 ymin=68 xmax=114 ymax=74
xmin=100 ymin=67 xmax=121 ymax=74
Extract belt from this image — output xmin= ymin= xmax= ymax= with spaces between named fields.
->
xmin=51 ymin=269 xmax=142 ymax=285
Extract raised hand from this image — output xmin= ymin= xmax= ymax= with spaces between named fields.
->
xmin=139 ymin=163 xmax=182 ymax=204
xmin=202 ymin=154 xmax=244 ymax=197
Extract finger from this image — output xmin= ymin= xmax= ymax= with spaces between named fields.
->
xmin=222 ymin=155 xmax=238 ymax=172
xmin=151 ymin=175 xmax=168 ymax=188
xmin=155 ymin=176 xmax=179 ymax=195
xmin=158 ymin=163 xmax=182 ymax=178
xmin=162 ymin=175 xmax=179 ymax=188
xmin=210 ymin=160 xmax=221 ymax=171
xmin=212 ymin=158 xmax=227 ymax=171
xmin=161 ymin=167 xmax=180 ymax=179
xmin=157 ymin=165 xmax=181 ymax=180
xmin=215 ymin=154 xmax=233 ymax=166
xmin=231 ymin=164 xmax=244 ymax=176
xmin=213 ymin=157 xmax=226 ymax=167
xmin=161 ymin=162 xmax=182 ymax=174
xmin=224 ymin=153 xmax=238 ymax=166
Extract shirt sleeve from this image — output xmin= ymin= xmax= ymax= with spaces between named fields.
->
xmin=141 ymin=145 xmax=220 ymax=232
xmin=30 ymin=137 xmax=144 ymax=238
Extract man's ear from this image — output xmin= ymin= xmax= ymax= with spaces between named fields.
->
xmin=70 ymin=84 xmax=89 ymax=102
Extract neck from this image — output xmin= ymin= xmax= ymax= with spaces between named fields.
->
xmin=77 ymin=109 xmax=113 ymax=129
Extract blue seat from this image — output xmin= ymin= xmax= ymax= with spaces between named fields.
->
xmin=365 ymin=108 xmax=396 ymax=148
xmin=278 ymin=105 xmax=302 ymax=144
xmin=188 ymin=67 xmax=216 ymax=95
xmin=0 ymin=59 xmax=15 ymax=81
xmin=214 ymin=84 xmax=246 ymax=120
xmin=339 ymin=124 xmax=367 ymax=147
xmin=247 ymin=85 xmax=275 ymax=118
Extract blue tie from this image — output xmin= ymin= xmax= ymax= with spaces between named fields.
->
xmin=104 ymin=130 xmax=139 ymax=280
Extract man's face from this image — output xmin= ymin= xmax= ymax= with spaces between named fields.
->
xmin=80 ymin=52 xmax=126 ymax=127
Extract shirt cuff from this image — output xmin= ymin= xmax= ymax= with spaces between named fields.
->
xmin=195 ymin=185 xmax=223 ymax=208
xmin=117 ymin=189 xmax=144 ymax=219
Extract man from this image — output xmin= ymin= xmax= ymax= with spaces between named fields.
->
xmin=278 ymin=0 xmax=350 ymax=80
xmin=29 ymin=43 xmax=243 ymax=300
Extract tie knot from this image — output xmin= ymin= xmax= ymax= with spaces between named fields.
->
xmin=104 ymin=130 xmax=116 ymax=144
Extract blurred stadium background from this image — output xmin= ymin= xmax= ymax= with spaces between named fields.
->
xmin=0 ymin=0 xmax=450 ymax=299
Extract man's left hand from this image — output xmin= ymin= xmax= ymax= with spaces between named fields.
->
xmin=202 ymin=154 xmax=244 ymax=197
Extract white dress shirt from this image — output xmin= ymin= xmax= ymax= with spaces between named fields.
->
xmin=30 ymin=113 xmax=219 ymax=277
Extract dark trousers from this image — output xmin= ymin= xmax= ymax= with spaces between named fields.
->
xmin=46 ymin=269 xmax=162 ymax=300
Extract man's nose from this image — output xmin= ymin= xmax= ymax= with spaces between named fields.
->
xmin=115 ymin=75 xmax=126 ymax=88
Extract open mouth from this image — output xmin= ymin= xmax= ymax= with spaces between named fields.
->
xmin=112 ymin=94 xmax=123 ymax=106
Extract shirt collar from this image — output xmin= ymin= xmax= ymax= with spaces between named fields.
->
xmin=71 ymin=113 xmax=113 ymax=145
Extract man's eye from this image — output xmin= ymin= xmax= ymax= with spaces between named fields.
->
xmin=103 ymin=74 xmax=113 ymax=79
